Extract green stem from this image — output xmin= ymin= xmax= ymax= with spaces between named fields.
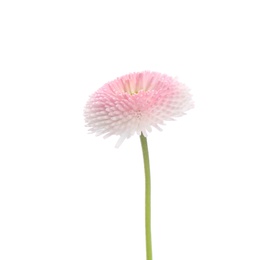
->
xmin=140 ymin=133 xmax=152 ymax=260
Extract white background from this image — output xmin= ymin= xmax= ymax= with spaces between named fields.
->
xmin=0 ymin=0 xmax=265 ymax=259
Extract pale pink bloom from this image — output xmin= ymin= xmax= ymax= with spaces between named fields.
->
xmin=84 ymin=71 xmax=193 ymax=147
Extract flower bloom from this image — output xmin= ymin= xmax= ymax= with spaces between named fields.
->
xmin=84 ymin=71 xmax=193 ymax=147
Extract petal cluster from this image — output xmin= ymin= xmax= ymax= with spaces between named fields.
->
xmin=84 ymin=71 xmax=193 ymax=147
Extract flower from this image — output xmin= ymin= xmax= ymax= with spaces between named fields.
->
xmin=84 ymin=71 xmax=193 ymax=147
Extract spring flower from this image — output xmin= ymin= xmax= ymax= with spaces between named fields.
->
xmin=84 ymin=71 xmax=193 ymax=147
xmin=84 ymin=71 xmax=194 ymax=260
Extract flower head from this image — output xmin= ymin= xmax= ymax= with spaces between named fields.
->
xmin=84 ymin=71 xmax=193 ymax=147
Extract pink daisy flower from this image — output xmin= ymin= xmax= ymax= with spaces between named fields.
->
xmin=84 ymin=71 xmax=193 ymax=147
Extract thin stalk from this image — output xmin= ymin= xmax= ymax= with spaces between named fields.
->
xmin=140 ymin=133 xmax=152 ymax=260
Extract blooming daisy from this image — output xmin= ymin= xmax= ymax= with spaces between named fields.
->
xmin=84 ymin=71 xmax=194 ymax=260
